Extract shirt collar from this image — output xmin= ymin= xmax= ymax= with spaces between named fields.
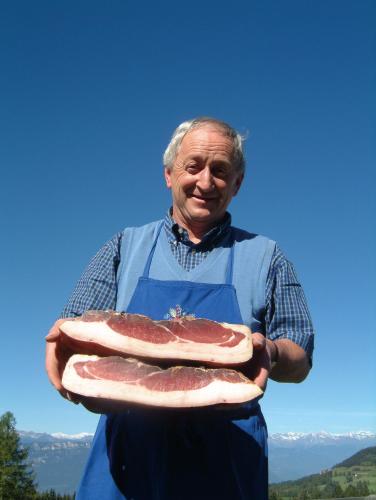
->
xmin=164 ymin=208 xmax=231 ymax=249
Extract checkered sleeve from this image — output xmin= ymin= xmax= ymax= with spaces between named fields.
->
xmin=265 ymin=245 xmax=314 ymax=359
xmin=60 ymin=232 xmax=123 ymax=318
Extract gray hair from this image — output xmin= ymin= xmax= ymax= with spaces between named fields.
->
xmin=163 ymin=117 xmax=246 ymax=173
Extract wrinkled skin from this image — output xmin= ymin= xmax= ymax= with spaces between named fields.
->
xmin=165 ymin=126 xmax=243 ymax=242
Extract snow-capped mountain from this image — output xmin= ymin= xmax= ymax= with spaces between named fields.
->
xmin=51 ymin=432 xmax=94 ymax=440
xmin=19 ymin=430 xmax=93 ymax=494
xmin=269 ymin=430 xmax=376 ymax=445
xmin=268 ymin=431 xmax=376 ymax=483
xmin=18 ymin=430 xmax=376 ymax=493
xmin=19 ymin=430 xmax=93 ymax=443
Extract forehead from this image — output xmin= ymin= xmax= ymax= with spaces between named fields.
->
xmin=178 ymin=126 xmax=234 ymax=159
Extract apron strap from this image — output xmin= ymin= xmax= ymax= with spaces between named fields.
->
xmin=225 ymin=232 xmax=235 ymax=285
xmin=142 ymin=221 xmax=164 ymax=277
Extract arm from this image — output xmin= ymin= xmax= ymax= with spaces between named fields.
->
xmin=45 ymin=232 xmax=122 ymax=400
xmin=265 ymin=245 xmax=314 ymax=383
xmin=267 ymin=338 xmax=311 ymax=383
xmin=60 ymin=232 xmax=122 ymax=318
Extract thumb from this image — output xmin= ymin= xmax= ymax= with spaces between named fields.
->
xmin=252 ymin=332 xmax=266 ymax=351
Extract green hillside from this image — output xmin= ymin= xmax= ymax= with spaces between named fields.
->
xmin=269 ymin=446 xmax=376 ymax=499
xmin=336 ymin=445 xmax=376 ymax=468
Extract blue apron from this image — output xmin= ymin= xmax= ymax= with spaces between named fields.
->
xmin=77 ymin=224 xmax=268 ymax=499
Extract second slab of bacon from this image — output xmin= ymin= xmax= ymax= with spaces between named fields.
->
xmin=62 ymin=354 xmax=263 ymax=408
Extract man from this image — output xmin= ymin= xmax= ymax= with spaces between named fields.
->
xmin=46 ymin=117 xmax=314 ymax=499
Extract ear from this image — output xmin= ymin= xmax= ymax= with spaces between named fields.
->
xmin=233 ymin=172 xmax=244 ymax=196
xmin=164 ymin=167 xmax=172 ymax=189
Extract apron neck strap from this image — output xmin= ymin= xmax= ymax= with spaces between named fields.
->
xmin=225 ymin=231 xmax=235 ymax=285
xmin=142 ymin=221 xmax=164 ymax=277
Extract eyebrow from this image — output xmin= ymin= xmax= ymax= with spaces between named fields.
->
xmin=185 ymin=155 xmax=204 ymax=162
xmin=185 ymin=155 xmax=231 ymax=166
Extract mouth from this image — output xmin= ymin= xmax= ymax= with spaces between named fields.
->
xmin=190 ymin=194 xmax=217 ymax=202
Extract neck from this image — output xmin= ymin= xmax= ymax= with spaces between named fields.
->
xmin=171 ymin=210 xmax=216 ymax=244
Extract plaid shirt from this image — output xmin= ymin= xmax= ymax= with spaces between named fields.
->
xmin=61 ymin=212 xmax=314 ymax=357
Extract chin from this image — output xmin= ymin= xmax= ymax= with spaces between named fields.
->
xmin=188 ymin=210 xmax=221 ymax=224
xmin=187 ymin=201 xmax=220 ymax=218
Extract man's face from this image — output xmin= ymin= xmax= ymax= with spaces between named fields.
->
xmin=164 ymin=126 xmax=244 ymax=230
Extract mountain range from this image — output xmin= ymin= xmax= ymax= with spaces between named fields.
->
xmin=19 ymin=429 xmax=376 ymax=494
xmin=268 ymin=431 xmax=376 ymax=483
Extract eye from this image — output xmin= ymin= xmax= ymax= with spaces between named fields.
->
xmin=211 ymin=164 xmax=229 ymax=179
xmin=185 ymin=163 xmax=200 ymax=174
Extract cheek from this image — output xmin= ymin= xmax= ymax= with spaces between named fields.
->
xmin=216 ymin=180 xmax=232 ymax=195
xmin=176 ymin=175 xmax=196 ymax=192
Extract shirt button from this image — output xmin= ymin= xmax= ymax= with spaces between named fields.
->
xmin=191 ymin=249 xmax=196 ymax=254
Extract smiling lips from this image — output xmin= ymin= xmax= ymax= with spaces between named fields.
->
xmin=190 ymin=194 xmax=217 ymax=202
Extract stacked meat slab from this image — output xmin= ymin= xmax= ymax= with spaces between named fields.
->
xmin=61 ymin=310 xmax=262 ymax=408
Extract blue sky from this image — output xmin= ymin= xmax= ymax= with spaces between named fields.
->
xmin=1 ymin=1 xmax=375 ymax=435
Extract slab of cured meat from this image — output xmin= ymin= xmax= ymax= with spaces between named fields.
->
xmin=62 ymin=354 xmax=263 ymax=408
xmin=59 ymin=310 xmax=253 ymax=365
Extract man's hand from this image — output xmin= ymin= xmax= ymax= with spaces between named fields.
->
xmin=241 ymin=333 xmax=311 ymax=390
xmin=45 ymin=319 xmax=81 ymax=403
xmin=240 ymin=333 xmax=272 ymax=391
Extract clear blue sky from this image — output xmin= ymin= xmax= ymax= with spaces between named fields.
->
xmin=1 ymin=0 xmax=375 ymax=435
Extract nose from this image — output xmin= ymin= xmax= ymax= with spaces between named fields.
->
xmin=196 ymin=167 xmax=214 ymax=192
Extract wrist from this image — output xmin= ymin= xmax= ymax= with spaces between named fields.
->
xmin=267 ymin=340 xmax=279 ymax=365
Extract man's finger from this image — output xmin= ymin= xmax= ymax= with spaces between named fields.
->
xmin=252 ymin=360 xmax=269 ymax=391
xmin=65 ymin=391 xmax=80 ymax=404
xmin=45 ymin=318 xmax=68 ymax=342
xmin=45 ymin=331 xmax=60 ymax=341
xmin=45 ymin=342 xmax=64 ymax=391
xmin=252 ymin=332 xmax=266 ymax=350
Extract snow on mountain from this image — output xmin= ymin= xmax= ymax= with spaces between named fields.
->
xmin=19 ymin=429 xmax=376 ymax=445
xmin=269 ymin=430 xmax=376 ymax=445
xmin=51 ymin=432 xmax=94 ymax=440
xmin=18 ymin=429 xmax=93 ymax=444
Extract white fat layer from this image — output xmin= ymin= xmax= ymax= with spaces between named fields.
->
xmin=61 ymin=320 xmax=253 ymax=364
xmin=62 ymin=355 xmax=262 ymax=408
